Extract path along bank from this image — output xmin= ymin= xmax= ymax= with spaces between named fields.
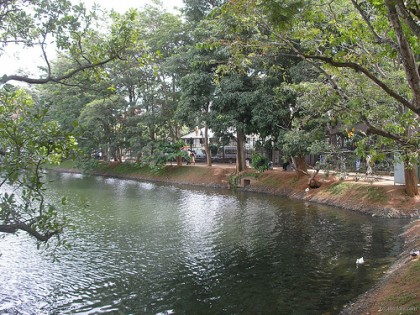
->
xmin=50 ymin=163 xmax=420 ymax=314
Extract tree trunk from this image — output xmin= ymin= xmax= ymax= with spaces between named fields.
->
xmin=175 ymin=126 xmax=183 ymax=166
xmin=205 ymin=124 xmax=212 ymax=167
xmin=293 ymin=155 xmax=308 ymax=177
xmin=385 ymin=0 xmax=420 ymax=110
xmin=236 ymin=128 xmax=246 ymax=172
xmin=308 ymin=170 xmax=321 ymax=188
xmin=176 ymin=156 xmax=183 ymax=166
xmin=404 ymin=159 xmax=419 ymax=196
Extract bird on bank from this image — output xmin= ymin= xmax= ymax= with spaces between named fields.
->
xmin=410 ymin=250 xmax=419 ymax=257
xmin=356 ymin=257 xmax=364 ymax=265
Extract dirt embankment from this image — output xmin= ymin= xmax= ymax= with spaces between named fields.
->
xmin=84 ymin=163 xmax=420 ymax=218
xmin=53 ymin=164 xmax=420 ymax=314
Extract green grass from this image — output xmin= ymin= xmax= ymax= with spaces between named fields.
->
xmin=385 ymin=261 xmax=420 ymax=314
xmin=45 ymin=159 xmax=78 ymax=170
xmin=101 ymin=162 xmax=145 ymax=174
xmin=327 ymin=182 xmax=388 ymax=203
xmin=360 ymin=186 xmax=388 ymax=203
xmin=327 ymin=182 xmax=354 ymax=195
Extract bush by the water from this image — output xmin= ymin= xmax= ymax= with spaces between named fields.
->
xmin=251 ymin=153 xmax=269 ymax=172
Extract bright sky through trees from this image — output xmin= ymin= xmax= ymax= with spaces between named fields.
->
xmin=0 ymin=0 xmax=184 ymax=79
xmin=79 ymin=0 xmax=184 ymax=13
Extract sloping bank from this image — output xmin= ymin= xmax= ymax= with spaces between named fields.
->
xmin=50 ymin=163 xmax=420 ymax=314
xmin=53 ymin=163 xmax=420 ymax=218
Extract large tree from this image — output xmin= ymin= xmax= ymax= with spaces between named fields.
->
xmin=0 ymin=1 xmax=137 ymax=242
xmin=223 ymin=0 xmax=420 ymax=196
xmin=197 ymin=2 xmax=305 ymax=173
xmin=182 ymin=0 xmax=226 ymax=23
xmin=177 ymin=17 xmax=229 ymax=167
xmin=106 ymin=5 xmax=189 ymax=165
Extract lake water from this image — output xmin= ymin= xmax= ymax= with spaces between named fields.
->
xmin=0 ymin=172 xmax=410 ymax=314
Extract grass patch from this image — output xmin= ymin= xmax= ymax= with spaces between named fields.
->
xmin=286 ymin=175 xmax=301 ymax=188
xmin=45 ymin=159 xmax=78 ymax=170
xmin=327 ymin=182 xmax=354 ymax=195
xmin=326 ymin=182 xmax=388 ymax=203
xmin=94 ymin=162 xmax=146 ymax=174
xmin=384 ymin=260 xmax=420 ymax=314
xmin=358 ymin=186 xmax=388 ymax=203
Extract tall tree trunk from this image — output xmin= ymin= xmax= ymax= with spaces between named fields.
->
xmin=404 ymin=158 xmax=419 ymax=196
xmin=117 ymin=147 xmax=122 ymax=163
xmin=205 ymin=124 xmax=212 ymax=167
xmin=174 ymin=126 xmax=183 ymax=166
xmin=176 ymin=156 xmax=183 ymax=166
xmin=385 ymin=0 xmax=420 ymax=111
xmin=236 ymin=128 xmax=246 ymax=172
xmin=293 ymin=155 xmax=308 ymax=177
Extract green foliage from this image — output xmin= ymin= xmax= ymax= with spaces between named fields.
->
xmin=327 ymin=182 xmax=387 ymax=203
xmin=139 ymin=140 xmax=187 ymax=172
xmin=251 ymin=153 xmax=269 ymax=173
xmin=227 ymin=171 xmax=259 ymax=188
xmin=0 ymin=87 xmax=78 ymax=246
xmin=221 ymin=0 xmax=420 ymax=194
xmin=1 ymin=0 xmax=137 ymax=85
xmin=183 ymin=0 xmax=226 ymax=23
xmin=327 ymin=182 xmax=354 ymax=196
xmin=75 ymin=158 xmax=101 ymax=175
xmin=279 ymin=126 xmax=325 ymax=160
xmin=78 ymin=96 xmax=128 ymax=162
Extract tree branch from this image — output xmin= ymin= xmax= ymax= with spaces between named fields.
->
xmin=301 ymin=54 xmax=420 ymax=115
xmin=395 ymin=0 xmax=420 ymax=41
xmin=350 ymin=0 xmax=397 ymax=48
xmin=40 ymin=31 xmax=52 ymax=78
xmin=362 ymin=118 xmax=414 ymax=149
xmin=385 ymin=0 xmax=420 ymax=109
xmin=0 ymin=223 xmax=59 ymax=242
xmin=0 ymin=55 xmax=117 ymax=85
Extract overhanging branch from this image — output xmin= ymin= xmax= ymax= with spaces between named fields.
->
xmin=0 ymin=55 xmax=117 ymax=85
xmin=362 ymin=119 xmax=415 ymax=150
xmin=395 ymin=0 xmax=420 ymax=41
xmin=0 ymin=223 xmax=59 ymax=242
xmin=302 ymin=54 xmax=420 ymax=115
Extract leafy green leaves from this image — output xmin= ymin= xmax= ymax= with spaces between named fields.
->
xmin=0 ymin=86 xmax=77 ymax=245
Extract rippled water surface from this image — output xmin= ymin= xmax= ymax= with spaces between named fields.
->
xmin=0 ymin=172 xmax=409 ymax=314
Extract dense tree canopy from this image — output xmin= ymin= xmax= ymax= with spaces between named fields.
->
xmin=2 ymin=0 xmax=420 ymax=245
xmin=219 ymin=0 xmax=420 ymax=195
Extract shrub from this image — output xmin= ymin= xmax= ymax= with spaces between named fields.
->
xmin=251 ymin=153 xmax=269 ymax=173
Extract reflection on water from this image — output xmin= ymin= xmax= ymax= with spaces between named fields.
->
xmin=0 ymin=172 xmax=409 ymax=314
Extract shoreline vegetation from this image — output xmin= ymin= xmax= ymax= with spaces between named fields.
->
xmin=48 ymin=161 xmax=419 ymax=315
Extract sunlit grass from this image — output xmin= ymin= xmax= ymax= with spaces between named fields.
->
xmin=327 ymin=182 xmax=388 ymax=203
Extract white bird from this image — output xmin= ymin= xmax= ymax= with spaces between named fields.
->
xmin=410 ymin=250 xmax=419 ymax=257
xmin=356 ymin=257 xmax=364 ymax=265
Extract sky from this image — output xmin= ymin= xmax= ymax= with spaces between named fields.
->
xmin=79 ymin=0 xmax=184 ymax=13
xmin=0 ymin=0 xmax=184 ymax=80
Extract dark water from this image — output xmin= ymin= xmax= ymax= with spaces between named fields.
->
xmin=0 ymin=172 xmax=410 ymax=314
